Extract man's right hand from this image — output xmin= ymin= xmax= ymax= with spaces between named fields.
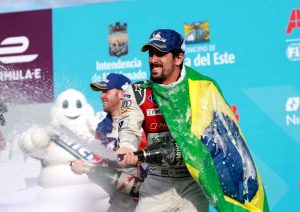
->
xmin=115 ymin=147 xmax=138 ymax=166
xmin=70 ymin=159 xmax=92 ymax=175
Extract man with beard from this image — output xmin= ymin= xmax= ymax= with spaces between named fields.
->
xmin=115 ymin=29 xmax=209 ymax=212
xmin=116 ymin=28 xmax=269 ymax=212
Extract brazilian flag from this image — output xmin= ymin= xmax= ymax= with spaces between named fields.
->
xmin=150 ymin=66 xmax=269 ymax=211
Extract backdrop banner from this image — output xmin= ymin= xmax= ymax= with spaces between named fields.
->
xmin=0 ymin=1 xmax=299 ymax=211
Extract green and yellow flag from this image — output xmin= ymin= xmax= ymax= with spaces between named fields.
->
xmin=151 ymin=66 xmax=269 ymax=212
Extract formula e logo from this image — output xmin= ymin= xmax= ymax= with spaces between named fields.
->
xmin=286 ymin=97 xmax=300 ymax=112
xmin=0 ymin=36 xmax=38 ymax=64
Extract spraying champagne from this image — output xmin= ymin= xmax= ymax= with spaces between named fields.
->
xmin=117 ymin=140 xmax=182 ymax=165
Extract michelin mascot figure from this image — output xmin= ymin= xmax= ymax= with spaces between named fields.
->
xmin=19 ymin=89 xmax=110 ymax=212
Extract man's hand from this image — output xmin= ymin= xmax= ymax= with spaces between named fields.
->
xmin=70 ymin=159 xmax=92 ymax=175
xmin=115 ymin=147 xmax=138 ymax=166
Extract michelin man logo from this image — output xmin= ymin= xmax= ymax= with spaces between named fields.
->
xmin=286 ymin=97 xmax=300 ymax=112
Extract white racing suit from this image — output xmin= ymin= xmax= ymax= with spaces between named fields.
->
xmin=90 ymin=115 xmax=141 ymax=212
xmin=118 ymin=67 xmax=208 ymax=212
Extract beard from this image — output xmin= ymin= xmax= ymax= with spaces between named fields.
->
xmin=150 ymin=64 xmax=164 ymax=83
xmin=150 ymin=75 xmax=163 ymax=83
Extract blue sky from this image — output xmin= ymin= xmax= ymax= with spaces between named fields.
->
xmin=0 ymin=0 xmax=119 ymax=13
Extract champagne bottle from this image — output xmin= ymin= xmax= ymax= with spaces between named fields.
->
xmin=89 ymin=166 xmax=142 ymax=198
xmin=118 ymin=140 xmax=182 ymax=165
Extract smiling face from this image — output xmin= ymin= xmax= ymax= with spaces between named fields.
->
xmin=148 ymin=47 xmax=184 ymax=85
xmin=100 ymin=88 xmax=123 ymax=117
xmin=61 ymin=98 xmax=83 ymax=120
xmin=53 ymin=89 xmax=94 ymax=128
